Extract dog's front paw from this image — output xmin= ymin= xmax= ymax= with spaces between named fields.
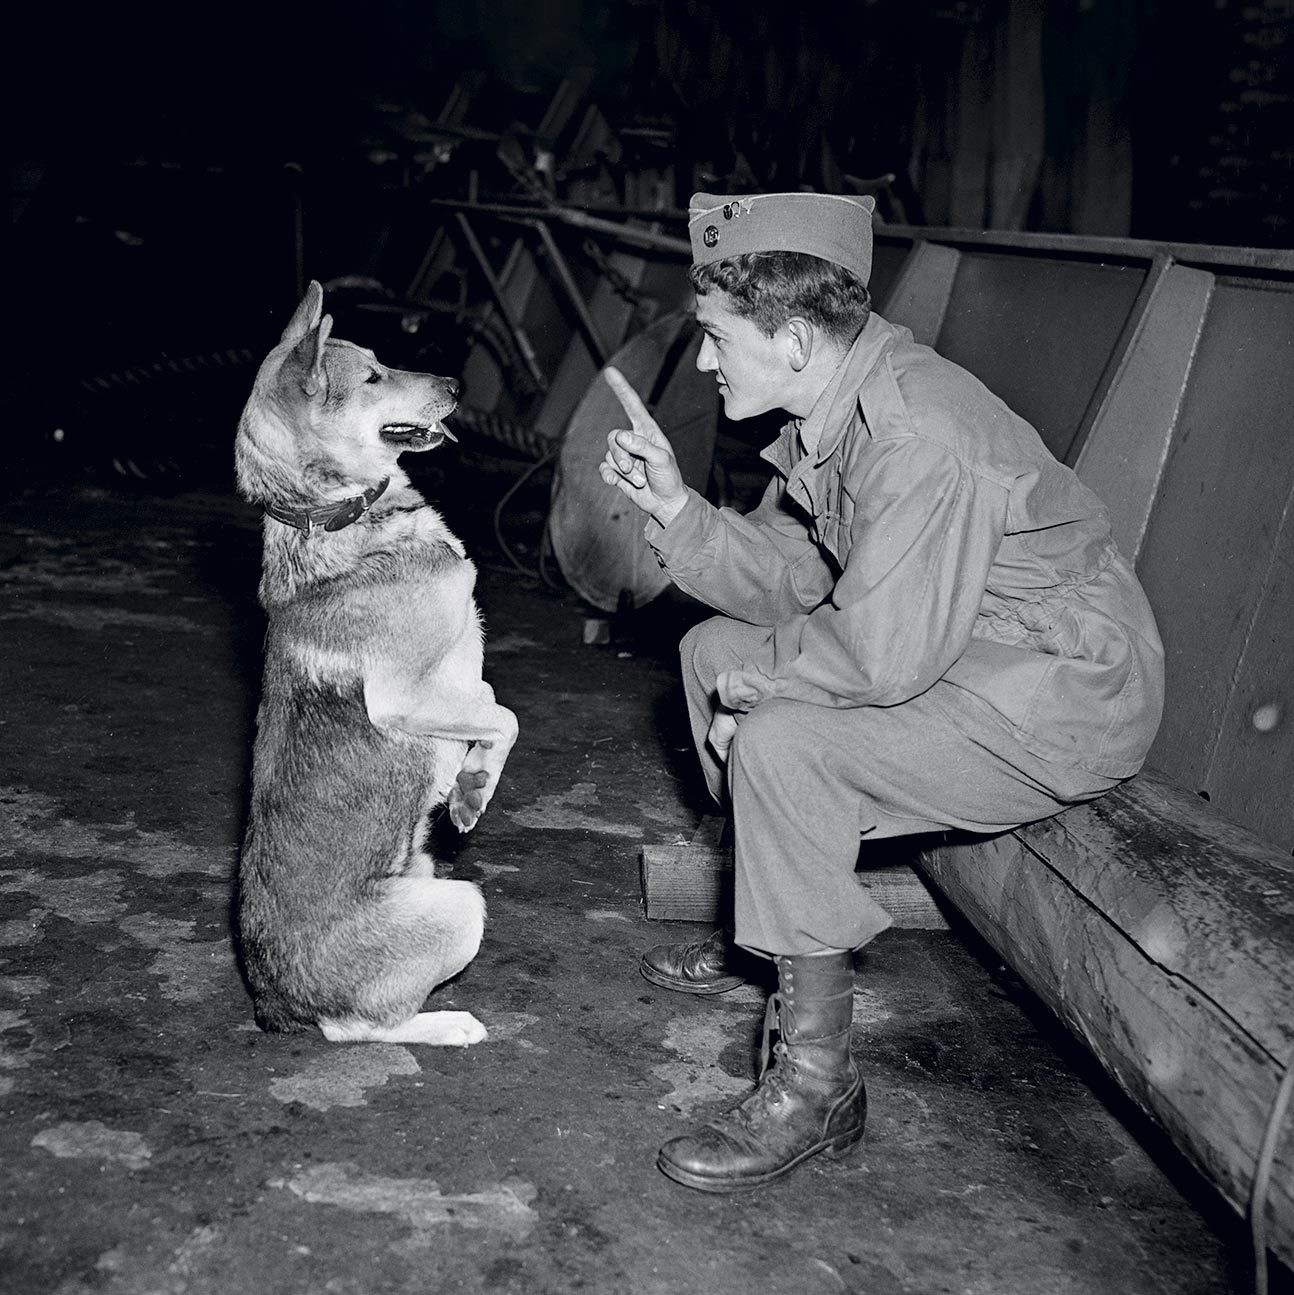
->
xmin=448 ymin=767 xmax=490 ymax=832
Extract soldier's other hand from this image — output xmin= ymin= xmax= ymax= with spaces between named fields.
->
xmin=706 ymin=710 xmax=740 ymax=763
xmin=716 ymin=669 xmax=777 ymax=711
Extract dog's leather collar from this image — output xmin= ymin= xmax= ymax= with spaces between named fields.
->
xmin=264 ymin=477 xmax=391 ymax=534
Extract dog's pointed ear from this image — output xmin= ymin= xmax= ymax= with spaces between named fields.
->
xmin=285 ymin=311 xmax=334 ymax=400
xmin=280 ymin=280 xmax=324 ymax=347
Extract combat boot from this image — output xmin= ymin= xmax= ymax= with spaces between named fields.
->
xmin=656 ymin=950 xmax=865 ymax=1191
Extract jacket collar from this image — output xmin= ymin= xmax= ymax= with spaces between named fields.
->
xmin=801 ymin=313 xmax=902 ymax=464
xmin=761 ymin=313 xmax=904 ymax=478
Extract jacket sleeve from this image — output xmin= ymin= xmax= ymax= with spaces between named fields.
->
xmin=645 ymin=481 xmax=836 ymax=626
xmin=766 ymin=437 xmax=1008 ymax=708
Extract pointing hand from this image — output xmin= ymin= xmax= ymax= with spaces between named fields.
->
xmin=598 ymin=366 xmax=689 ymax=527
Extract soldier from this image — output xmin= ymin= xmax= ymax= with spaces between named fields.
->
xmin=599 ymin=191 xmax=1164 ymax=1193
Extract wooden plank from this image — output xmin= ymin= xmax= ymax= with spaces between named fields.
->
xmin=918 ymin=767 xmax=1294 ymax=1268
xmin=641 ymin=828 xmax=949 ymax=930
xmin=1074 ymin=261 xmax=1214 ymax=560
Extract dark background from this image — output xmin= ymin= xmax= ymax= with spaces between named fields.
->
xmin=7 ymin=0 xmax=1292 ymax=484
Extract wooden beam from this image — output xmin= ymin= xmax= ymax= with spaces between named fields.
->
xmin=917 ymin=768 xmax=1294 ymax=1269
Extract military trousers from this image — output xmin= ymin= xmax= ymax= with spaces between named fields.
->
xmin=680 ymin=616 xmax=1121 ymax=957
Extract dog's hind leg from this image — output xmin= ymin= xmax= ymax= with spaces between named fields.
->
xmin=319 ymin=1011 xmax=488 ymax=1046
xmin=316 ymin=876 xmax=490 ymax=1047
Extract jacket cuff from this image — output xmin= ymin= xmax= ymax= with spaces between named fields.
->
xmin=644 ymin=487 xmax=710 ymax=567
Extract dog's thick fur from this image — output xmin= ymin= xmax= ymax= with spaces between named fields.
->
xmin=234 ymin=281 xmax=517 ymax=1046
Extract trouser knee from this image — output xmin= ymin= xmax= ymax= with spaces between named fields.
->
xmin=679 ymin=615 xmax=734 ymax=693
xmin=728 ymin=699 xmax=791 ymax=782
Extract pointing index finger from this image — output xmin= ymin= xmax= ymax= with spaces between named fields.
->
xmin=604 ymin=365 xmax=653 ymax=430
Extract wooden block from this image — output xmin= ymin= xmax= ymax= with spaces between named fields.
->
xmin=858 ymin=864 xmax=951 ymax=931
xmin=582 ymin=617 xmax=611 ymax=646
xmin=640 ymin=839 xmax=732 ymax=922
xmin=640 ymin=819 xmax=949 ymax=929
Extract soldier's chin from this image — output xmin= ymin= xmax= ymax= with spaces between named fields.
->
xmin=718 ymin=387 xmax=757 ymax=421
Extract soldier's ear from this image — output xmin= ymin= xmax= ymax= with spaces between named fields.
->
xmin=785 ymin=316 xmax=814 ymax=372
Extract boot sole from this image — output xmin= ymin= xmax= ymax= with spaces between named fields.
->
xmin=656 ymin=1126 xmax=865 ymax=1193
xmin=639 ymin=962 xmax=746 ymax=996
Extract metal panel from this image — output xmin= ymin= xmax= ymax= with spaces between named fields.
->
xmin=1208 ymin=516 xmax=1294 ymax=851
xmin=868 ymin=238 xmax=916 ymax=315
xmin=1138 ymin=277 xmax=1294 ymax=829
xmin=935 ymin=251 xmax=1146 ymax=460
xmin=1075 ymin=263 xmax=1214 ymax=562
xmin=878 ymin=241 xmax=961 ymax=348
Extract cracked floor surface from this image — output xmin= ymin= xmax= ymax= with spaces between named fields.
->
xmin=0 ymin=478 xmax=1280 ymax=1295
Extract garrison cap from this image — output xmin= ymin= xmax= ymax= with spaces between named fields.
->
xmin=688 ymin=191 xmax=876 ymax=285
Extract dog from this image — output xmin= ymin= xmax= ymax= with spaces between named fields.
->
xmin=233 ymin=281 xmax=517 ymax=1046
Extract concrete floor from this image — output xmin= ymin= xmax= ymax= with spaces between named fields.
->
xmin=0 ymin=473 xmax=1284 ymax=1295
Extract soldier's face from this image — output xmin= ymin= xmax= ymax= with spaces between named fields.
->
xmin=694 ymin=290 xmax=793 ymax=421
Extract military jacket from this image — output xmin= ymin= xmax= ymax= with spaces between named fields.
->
xmin=646 ymin=311 xmax=1165 ymax=779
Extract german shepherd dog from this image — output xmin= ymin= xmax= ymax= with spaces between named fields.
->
xmin=233 ymin=281 xmax=517 ymax=1046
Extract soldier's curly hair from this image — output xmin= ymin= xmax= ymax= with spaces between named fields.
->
xmin=689 ymin=251 xmax=871 ymax=348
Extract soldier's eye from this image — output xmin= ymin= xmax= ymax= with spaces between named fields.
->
xmin=365 ymin=370 xmax=382 ymax=384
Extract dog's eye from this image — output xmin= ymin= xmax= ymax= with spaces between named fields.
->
xmin=365 ymin=370 xmax=382 ymax=384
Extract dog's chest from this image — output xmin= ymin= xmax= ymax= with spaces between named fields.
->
xmin=263 ymin=520 xmax=475 ymax=693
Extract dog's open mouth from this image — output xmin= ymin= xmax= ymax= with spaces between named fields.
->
xmin=380 ymin=421 xmax=458 ymax=448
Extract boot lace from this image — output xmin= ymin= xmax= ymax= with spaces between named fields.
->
xmin=711 ymin=995 xmax=796 ymax=1135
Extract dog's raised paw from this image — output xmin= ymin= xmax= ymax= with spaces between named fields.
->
xmin=448 ymin=768 xmax=489 ymax=832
